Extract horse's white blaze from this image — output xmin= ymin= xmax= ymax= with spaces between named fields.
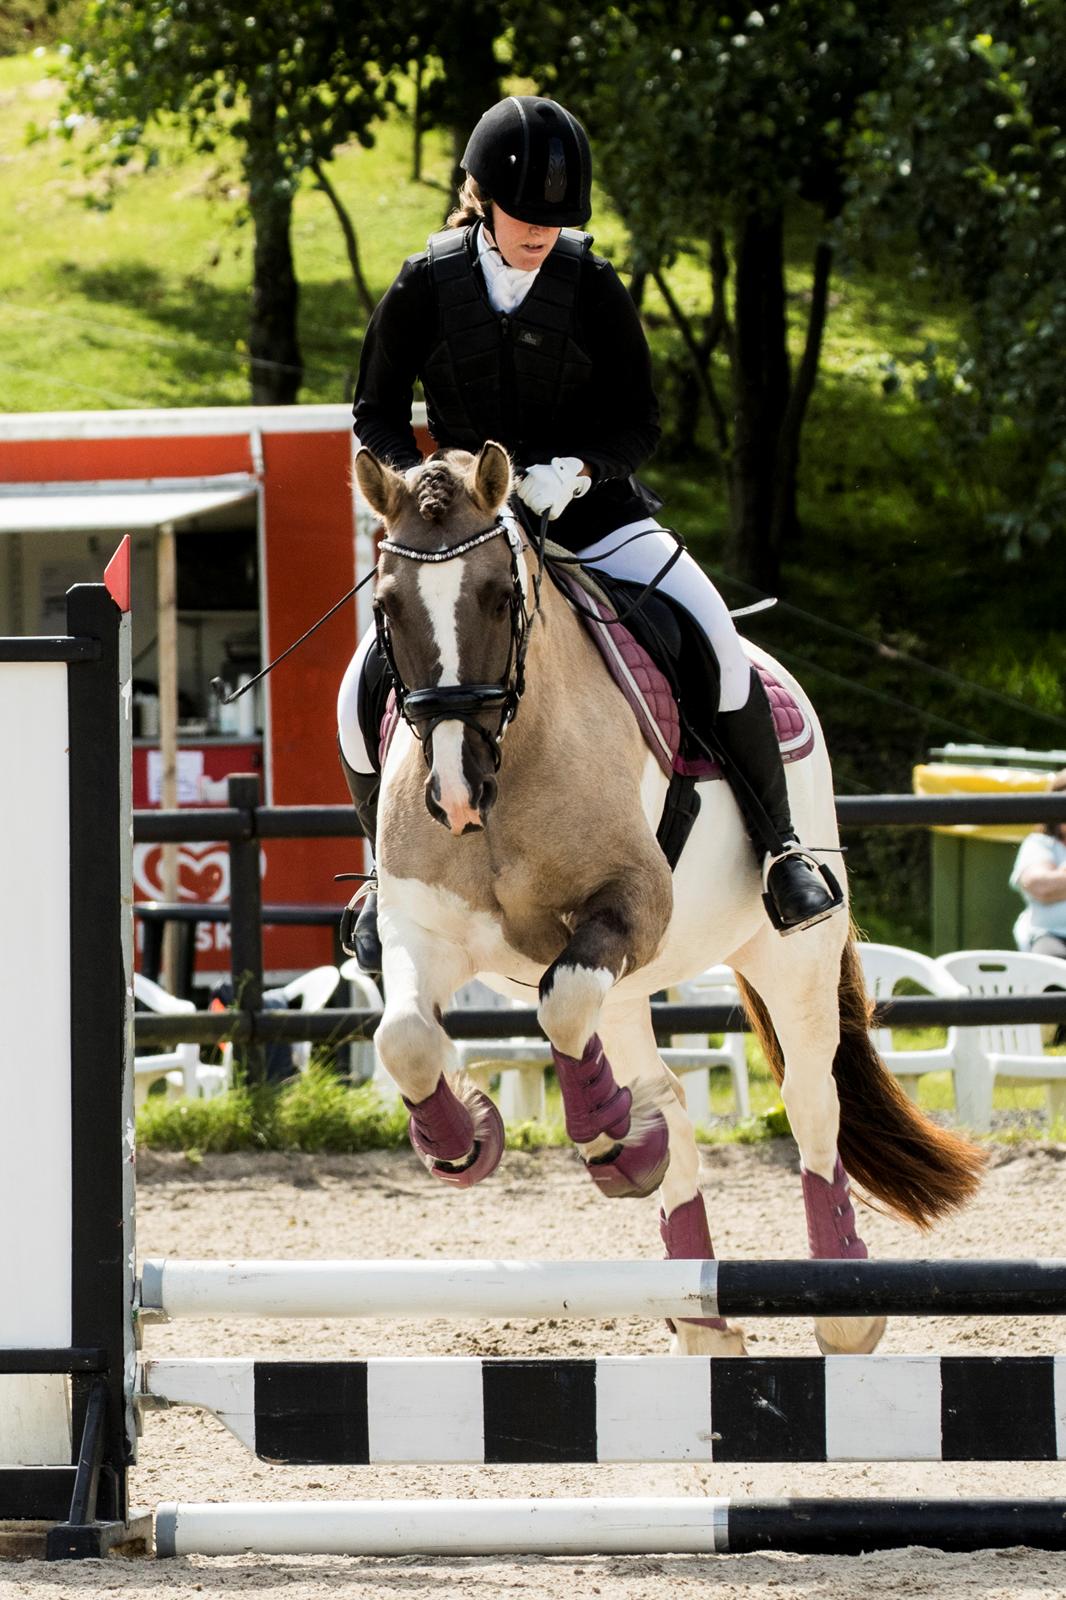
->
xmin=417 ymin=561 xmax=480 ymax=832
xmin=431 ymin=723 xmax=480 ymax=833
xmin=539 ymin=964 xmax=616 ymax=1059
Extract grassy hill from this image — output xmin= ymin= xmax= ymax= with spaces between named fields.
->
xmin=3 ymin=49 xmax=1065 ymax=943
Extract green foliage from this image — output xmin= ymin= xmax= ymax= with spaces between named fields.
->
xmin=0 ymin=0 xmax=80 ymax=55
xmin=137 ymin=1078 xmax=274 ymax=1152
xmin=52 ymin=1 xmax=403 ymax=179
xmin=850 ymin=0 xmax=1066 ymax=555
xmin=273 ymin=1068 xmax=410 ymax=1152
xmin=137 ymin=1039 xmax=1064 ymax=1155
xmin=138 ymin=1068 xmax=410 ymax=1154
xmin=523 ymin=3 xmax=911 ymax=257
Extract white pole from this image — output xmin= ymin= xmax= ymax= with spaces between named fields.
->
xmin=155 ymin=1497 xmax=725 ymax=1557
xmin=139 ymin=1257 xmax=714 ymax=1322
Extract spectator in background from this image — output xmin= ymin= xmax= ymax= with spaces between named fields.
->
xmin=1010 ymin=770 xmax=1066 ymax=959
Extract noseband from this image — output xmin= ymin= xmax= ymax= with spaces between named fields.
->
xmin=373 ymin=513 xmax=543 ymax=771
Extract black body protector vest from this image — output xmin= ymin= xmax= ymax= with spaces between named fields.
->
xmin=421 ymin=225 xmax=594 ymax=462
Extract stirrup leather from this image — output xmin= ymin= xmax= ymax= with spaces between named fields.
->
xmin=761 ymin=843 xmax=844 ymax=937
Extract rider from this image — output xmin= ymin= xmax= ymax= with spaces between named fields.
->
xmin=338 ymin=94 xmax=842 ymax=968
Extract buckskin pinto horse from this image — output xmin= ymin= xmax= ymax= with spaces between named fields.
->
xmin=356 ymin=440 xmax=983 ymax=1358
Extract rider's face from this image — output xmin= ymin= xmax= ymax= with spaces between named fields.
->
xmin=488 ymin=206 xmax=561 ymax=272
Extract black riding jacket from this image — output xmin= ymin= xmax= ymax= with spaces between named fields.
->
xmin=352 ymin=222 xmax=661 ymax=549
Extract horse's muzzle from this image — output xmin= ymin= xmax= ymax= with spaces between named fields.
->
xmin=425 ymin=772 xmax=497 ymax=835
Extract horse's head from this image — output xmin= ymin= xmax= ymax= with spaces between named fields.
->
xmin=355 ymin=441 xmax=527 ymax=836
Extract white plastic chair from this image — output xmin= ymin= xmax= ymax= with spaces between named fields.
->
xmin=451 ymin=979 xmax=549 ymax=1123
xmin=856 ymin=942 xmax=972 ymax=1107
xmin=662 ymin=965 xmax=750 ymax=1123
xmin=337 ymin=958 xmax=385 ymax=1085
xmin=938 ymin=949 xmax=1066 ymax=1132
xmin=132 ymin=972 xmax=225 ymax=1106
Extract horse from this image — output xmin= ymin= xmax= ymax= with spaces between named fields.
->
xmin=354 ymin=439 xmax=984 ymax=1358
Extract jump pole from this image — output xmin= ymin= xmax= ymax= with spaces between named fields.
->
xmin=139 ymin=1256 xmax=1066 ymax=1322
xmin=0 ymin=554 xmax=139 ymax=1559
xmin=155 ymin=1497 xmax=1066 ymax=1558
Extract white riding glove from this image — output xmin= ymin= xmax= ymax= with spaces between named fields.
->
xmin=516 ymin=456 xmax=591 ymax=521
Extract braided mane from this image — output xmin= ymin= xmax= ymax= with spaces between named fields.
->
xmin=416 ymin=459 xmax=461 ymax=523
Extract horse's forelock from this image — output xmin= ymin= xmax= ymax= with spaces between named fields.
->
xmin=415 ymin=459 xmax=463 ymax=524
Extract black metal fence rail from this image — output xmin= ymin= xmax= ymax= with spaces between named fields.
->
xmin=134 ymin=991 xmax=1066 ymax=1050
xmin=132 ymin=779 xmax=1066 ymax=1069
xmin=133 ymin=791 xmax=1066 ymax=844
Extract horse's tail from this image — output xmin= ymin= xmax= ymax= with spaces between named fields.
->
xmin=735 ymin=932 xmax=985 ymax=1228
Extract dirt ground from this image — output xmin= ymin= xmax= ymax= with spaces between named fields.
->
xmin=5 ymin=1139 xmax=1066 ymax=1599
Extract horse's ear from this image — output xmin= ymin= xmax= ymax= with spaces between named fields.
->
xmin=470 ymin=441 xmax=512 ymax=514
xmin=354 ymin=448 xmax=408 ymax=522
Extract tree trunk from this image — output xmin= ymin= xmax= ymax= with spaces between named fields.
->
xmin=441 ymin=2 xmax=501 ymax=206
xmin=729 ymin=206 xmax=790 ymax=590
xmin=412 ymin=59 xmax=424 ymax=183
xmin=769 ymin=237 xmax=834 ymax=568
xmin=652 ymin=266 xmax=730 ymax=457
xmin=311 ymin=157 xmax=376 ymax=321
xmin=245 ymin=87 xmax=302 ymax=406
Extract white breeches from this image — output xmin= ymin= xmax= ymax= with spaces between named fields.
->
xmin=338 ymin=625 xmax=381 ymax=773
xmin=337 ymin=517 xmax=751 ymax=775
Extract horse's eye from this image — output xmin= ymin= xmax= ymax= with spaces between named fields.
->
xmin=486 ymin=585 xmax=511 ymax=617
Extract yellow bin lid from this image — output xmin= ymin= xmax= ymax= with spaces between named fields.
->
xmin=912 ymin=762 xmax=1050 ymax=842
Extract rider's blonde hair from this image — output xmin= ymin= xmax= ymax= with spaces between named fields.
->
xmin=447 ymin=175 xmax=491 ymax=229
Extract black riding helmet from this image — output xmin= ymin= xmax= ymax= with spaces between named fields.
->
xmin=461 ymin=95 xmax=592 ymax=228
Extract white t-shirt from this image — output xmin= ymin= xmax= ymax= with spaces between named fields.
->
xmin=1009 ymin=831 xmax=1066 ymax=942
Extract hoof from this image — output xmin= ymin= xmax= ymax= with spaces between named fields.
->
xmin=669 ymin=1317 xmax=747 ymax=1357
xmin=409 ymin=1087 xmax=505 ymax=1189
xmin=584 ymin=1110 xmax=670 ymax=1198
xmin=815 ymin=1314 xmax=887 ymax=1355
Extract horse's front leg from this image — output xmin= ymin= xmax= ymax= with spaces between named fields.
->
xmin=375 ymin=911 xmax=504 ymax=1189
xmin=598 ymin=1002 xmax=747 ymax=1357
xmin=538 ymin=872 xmax=672 ymax=1199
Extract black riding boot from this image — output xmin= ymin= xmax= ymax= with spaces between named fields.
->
xmin=338 ymin=745 xmax=382 ymax=974
xmin=715 ymin=668 xmax=844 ymax=936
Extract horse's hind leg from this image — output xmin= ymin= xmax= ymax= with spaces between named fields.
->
xmin=599 ymin=1003 xmax=746 ymax=1357
xmin=731 ymin=922 xmax=886 ymax=1355
xmin=375 ymin=912 xmax=504 ymax=1188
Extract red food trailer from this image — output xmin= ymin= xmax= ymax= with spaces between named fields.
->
xmin=0 ymin=402 xmax=430 ymax=982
